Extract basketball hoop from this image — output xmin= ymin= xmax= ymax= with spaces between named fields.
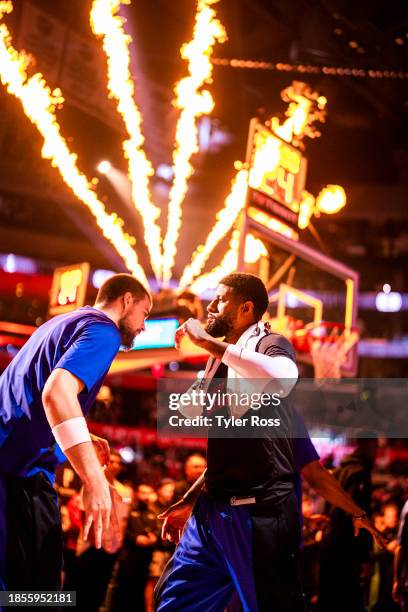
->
xmin=306 ymin=322 xmax=359 ymax=380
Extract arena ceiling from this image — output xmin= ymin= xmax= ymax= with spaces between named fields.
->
xmin=0 ymin=0 xmax=407 ymax=285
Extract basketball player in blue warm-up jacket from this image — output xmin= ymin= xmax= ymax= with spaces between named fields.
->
xmin=0 ymin=274 xmax=151 ymax=594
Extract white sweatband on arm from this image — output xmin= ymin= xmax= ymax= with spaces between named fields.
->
xmin=221 ymin=345 xmax=298 ymax=383
xmin=52 ymin=416 xmax=92 ymax=452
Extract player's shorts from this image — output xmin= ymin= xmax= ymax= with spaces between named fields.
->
xmin=154 ymin=491 xmax=305 ymax=612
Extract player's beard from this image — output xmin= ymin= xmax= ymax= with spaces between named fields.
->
xmin=205 ymin=312 xmax=234 ymax=338
xmin=119 ymin=317 xmax=136 ymax=349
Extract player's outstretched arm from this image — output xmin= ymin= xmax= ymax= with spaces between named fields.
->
xmin=42 ymin=368 xmax=117 ymax=549
xmin=301 ymin=460 xmax=385 ymax=548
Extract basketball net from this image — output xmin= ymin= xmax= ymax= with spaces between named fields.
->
xmin=310 ymin=328 xmax=359 ymax=380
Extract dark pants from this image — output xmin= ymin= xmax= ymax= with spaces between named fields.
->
xmin=154 ymin=492 xmax=305 ymax=612
xmin=0 ymin=470 xmax=62 ymax=593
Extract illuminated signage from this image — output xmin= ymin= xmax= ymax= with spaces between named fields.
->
xmin=248 ymin=123 xmax=306 ymax=218
xmin=247 ymin=207 xmax=299 ymax=241
xmin=245 ymin=114 xmax=347 ymax=236
xmin=49 ymin=262 xmax=90 ymax=316
xmin=126 ymin=318 xmax=179 ymax=351
xmin=248 ymin=189 xmax=299 ymax=229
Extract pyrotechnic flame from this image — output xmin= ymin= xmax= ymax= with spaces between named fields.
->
xmin=244 ymin=233 xmax=267 ymax=264
xmin=298 ymin=190 xmax=315 ymax=230
xmin=0 ymin=2 xmax=12 ymax=19
xmin=270 ymin=82 xmax=327 ymax=147
xmin=90 ymin=0 xmax=162 ymax=281
xmin=271 ymin=98 xmax=311 ymax=143
xmin=248 ymin=133 xmax=281 ymax=191
xmin=316 ymin=185 xmax=346 ymax=214
xmin=162 ymin=0 xmax=227 ymax=286
xmin=190 ymin=229 xmax=240 ymax=295
xmin=179 ymin=166 xmax=248 ymax=289
xmin=0 ymin=3 xmax=148 ymax=287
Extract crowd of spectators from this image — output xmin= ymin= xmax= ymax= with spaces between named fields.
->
xmin=55 ymin=443 xmax=408 ymax=612
xmin=55 ymin=451 xmax=207 ymax=611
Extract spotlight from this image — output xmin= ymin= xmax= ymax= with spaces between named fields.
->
xmin=119 ymin=446 xmax=136 ymax=464
xmin=156 ymin=164 xmax=174 ymax=181
xmin=97 ymin=160 xmax=112 ymax=174
xmin=376 ymin=291 xmax=402 ymax=313
xmin=92 ymin=269 xmax=115 ymax=289
xmin=169 ymin=361 xmax=180 ymax=372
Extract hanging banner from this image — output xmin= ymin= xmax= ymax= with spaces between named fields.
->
xmin=17 ymin=2 xmax=122 ymax=131
xmin=60 ymin=29 xmax=121 ymax=128
xmin=17 ymin=1 xmax=65 ymax=83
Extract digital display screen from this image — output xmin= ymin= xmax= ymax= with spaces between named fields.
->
xmin=122 ymin=318 xmax=179 ymax=351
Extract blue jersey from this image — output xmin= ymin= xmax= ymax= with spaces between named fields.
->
xmin=0 ymin=307 xmax=121 ymax=482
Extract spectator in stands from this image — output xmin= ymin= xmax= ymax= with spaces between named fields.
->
xmin=393 ymin=499 xmax=408 ymax=611
xmin=153 ymin=478 xmax=175 ymax=515
xmin=112 ymin=484 xmax=159 ymax=612
xmin=145 ymin=480 xmax=176 ymax=611
xmin=319 ymin=437 xmax=378 ymax=612
xmin=74 ymin=451 xmax=133 ymax=611
xmin=106 ymin=450 xmax=133 ymax=504
xmin=55 ymin=461 xmax=82 ymax=591
xmin=63 ymin=493 xmax=83 ymax=591
xmin=173 ymin=453 xmax=207 ymax=501
xmin=55 ymin=460 xmax=82 ymax=506
xmin=301 ymin=495 xmax=327 ymax=610
xmin=370 ymin=503 xmax=400 ymax=611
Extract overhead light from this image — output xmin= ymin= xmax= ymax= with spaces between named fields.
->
xmin=375 ymin=290 xmax=402 ymax=313
xmin=97 ymin=160 xmax=112 ymax=174
xmin=286 ymin=293 xmax=301 ymax=308
xmin=119 ymin=446 xmax=136 ymax=464
xmin=4 ymin=253 xmax=16 ymax=273
xmin=92 ymin=269 xmax=115 ymax=289
xmin=156 ymin=164 xmax=174 ymax=182
xmin=1 ymin=254 xmax=37 ymax=274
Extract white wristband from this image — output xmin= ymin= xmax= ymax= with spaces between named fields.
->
xmin=52 ymin=416 xmax=91 ymax=452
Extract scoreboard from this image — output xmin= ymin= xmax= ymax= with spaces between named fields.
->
xmin=246 ymin=119 xmax=307 ymax=233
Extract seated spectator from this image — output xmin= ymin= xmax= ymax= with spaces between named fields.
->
xmin=174 ymin=453 xmax=207 ymax=501
xmin=153 ymin=478 xmax=175 ymax=515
